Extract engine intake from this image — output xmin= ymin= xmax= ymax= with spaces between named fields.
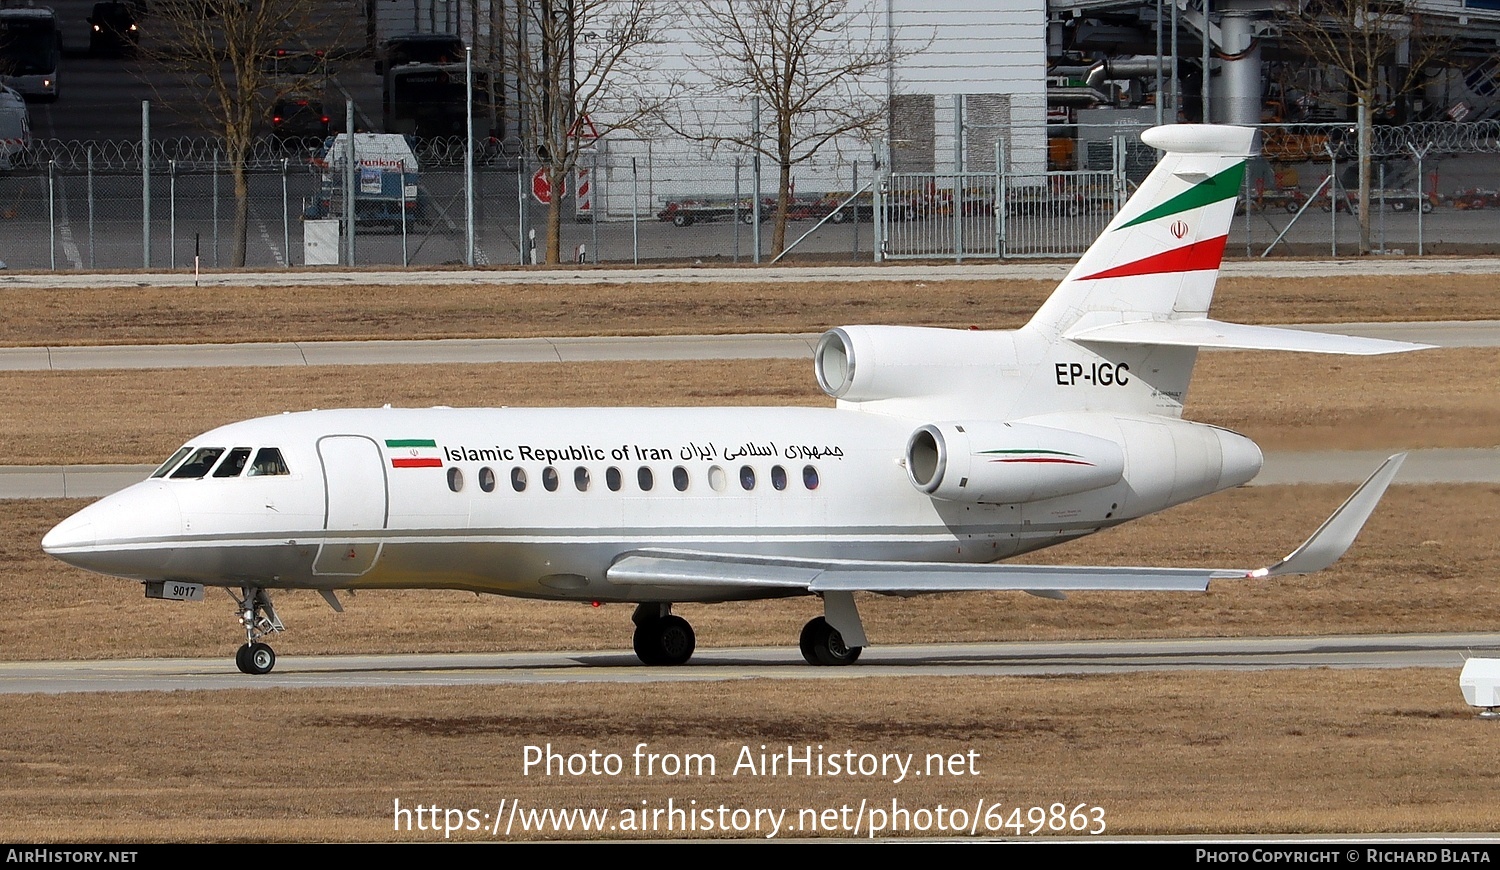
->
xmin=906 ymin=421 xmax=1126 ymax=504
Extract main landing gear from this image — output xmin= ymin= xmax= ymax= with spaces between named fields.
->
xmin=632 ymin=603 xmax=696 ymax=665
xmin=799 ymin=616 xmax=862 ymax=666
xmin=230 ymin=586 xmax=284 ymax=674
xmin=628 ymin=594 xmax=868 ymax=667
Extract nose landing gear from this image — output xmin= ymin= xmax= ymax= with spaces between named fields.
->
xmin=230 ymin=586 xmax=284 ymax=674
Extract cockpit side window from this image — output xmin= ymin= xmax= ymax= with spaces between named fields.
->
xmin=248 ymin=447 xmax=290 ymax=476
xmin=150 ymin=446 xmax=193 ymax=479
xmin=212 ymin=447 xmax=253 ymax=478
xmin=170 ymin=447 xmax=225 ymax=479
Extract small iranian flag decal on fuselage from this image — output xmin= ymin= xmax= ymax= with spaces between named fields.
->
xmin=978 ymin=449 xmax=1096 ymax=467
xmin=386 ymin=438 xmax=443 ymax=468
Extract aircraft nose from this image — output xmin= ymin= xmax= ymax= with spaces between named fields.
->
xmin=42 ymin=482 xmax=183 ymax=575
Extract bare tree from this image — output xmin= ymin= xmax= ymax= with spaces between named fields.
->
xmin=142 ymin=4 xmax=329 ymax=267
xmin=672 ymin=0 xmax=906 ymax=256
xmin=1277 ymin=1 xmax=1448 ymax=254
xmin=506 ymin=0 xmax=673 ymax=264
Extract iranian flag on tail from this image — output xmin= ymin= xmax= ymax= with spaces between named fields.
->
xmin=386 ymin=438 xmax=443 ymax=468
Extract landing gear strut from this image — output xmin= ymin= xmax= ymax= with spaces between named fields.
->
xmin=632 ymin=603 xmax=695 ymax=665
xmin=229 ymin=586 xmax=284 ymax=674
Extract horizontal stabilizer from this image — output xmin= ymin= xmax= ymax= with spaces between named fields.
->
xmin=1066 ymin=319 xmax=1434 ymax=355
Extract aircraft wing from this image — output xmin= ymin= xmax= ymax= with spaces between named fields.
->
xmin=606 ymin=454 xmax=1406 ymax=596
xmin=1065 ymin=318 xmax=1433 ymax=355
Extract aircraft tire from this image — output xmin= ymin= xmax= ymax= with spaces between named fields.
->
xmin=633 ymin=616 xmax=695 ymax=666
xmin=244 ymin=642 xmax=277 ymax=675
xmin=799 ymin=617 xmax=862 ymax=666
xmin=235 ymin=644 xmax=252 ymax=674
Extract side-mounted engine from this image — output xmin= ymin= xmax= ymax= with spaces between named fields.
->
xmin=905 ymin=421 xmax=1125 ymax=504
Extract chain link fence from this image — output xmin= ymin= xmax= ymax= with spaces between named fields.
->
xmin=6 ymin=122 xmax=1500 ymax=269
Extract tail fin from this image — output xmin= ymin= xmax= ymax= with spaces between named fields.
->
xmin=1026 ymin=124 xmax=1255 ymax=339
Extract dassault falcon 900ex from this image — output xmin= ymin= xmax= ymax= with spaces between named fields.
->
xmin=44 ymin=125 xmax=1427 ymax=674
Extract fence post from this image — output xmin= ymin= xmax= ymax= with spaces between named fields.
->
xmin=142 ymin=100 xmax=150 ymax=268
xmin=995 ymin=139 xmax=1005 ymax=258
xmin=1414 ymin=143 xmax=1429 ymax=256
xmin=344 ymin=100 xmax=355 ymax=266
xmin=852 ymin=160 xmax=860 ymax=259
xmin=48 ymin=159 xmax=55 ymax=271
xmin=169 ymin=158 xmax=176 ymax=269
xmin=631 ymin=156 xmax=639 ymax=265
xmin=465 ymin=45 xmax=475 ymax=267
xmin=953 ymin=93 xmax=964 ymax=264
xmin=282 ymin=157 xmax=290 ymax=267
xmin=752 ymin=97 xmax=761 ymax=264
xmin=87 ymin=146 xmax=95 ymax=270
xmin=212 ymin=150 xmax=220 ymax=267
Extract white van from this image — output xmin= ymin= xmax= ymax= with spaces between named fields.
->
xmin=0 ymin=84 xmax=30 ymax=171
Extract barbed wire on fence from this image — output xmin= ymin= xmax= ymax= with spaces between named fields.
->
xmin=10 ymin=136 xmax=510 ymax=173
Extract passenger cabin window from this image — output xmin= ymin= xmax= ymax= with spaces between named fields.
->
xmin=542 ymin=466 xmax=559 ymax=492
xmin=479 ymin=467 xmax=496 ymax=492
xmin=212 ymin=447 xmax=252 ymax=478
xmin=606 ymin=466 xmax=622 ymax=491
xmin=574 ymin=466 xmax=591 ymax=492
xmin=803 ymin=465 xmax=820 ymax=490
xmin=150 ymin=446 xmax=193 ymax=478
xmin=447 ymin=467 xmax=464 ymax=492
xmin=672 ymin=466 xmax=689 ymax=492
xmin=171 ymin=447 xmax=225 ymax=479
xmin=771 ymin=465 xmax=788 ymax=491
xmin=248 ymin=448 xmax=289 ymax=476
xmin=638 ymin=466 xmax=654 ymax=491
xmin=708 ymin=465 xmax=727 ymax=492
xmin=511 ymin=467 xmax=527 ymax=492
xmin=739 ymin=465 xmax=756 ymax=490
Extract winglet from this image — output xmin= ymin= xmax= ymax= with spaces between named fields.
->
xmin=1248 ymin=453 xmax=1407 ymax=578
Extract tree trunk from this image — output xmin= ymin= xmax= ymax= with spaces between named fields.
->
xmin=230 ymin=144 xmax=249 ymax=268
xmin=545 ymin=163 xmax=566 ymax=264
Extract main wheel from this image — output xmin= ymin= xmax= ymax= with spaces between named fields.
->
xmin=740 ymin=210 xmax=758 ymax=225
xmin=799 ymin=617 xmax=861 ymax=666
xmin=672 ymin=212 xmax=692 ymax=227
xmin=829 ymin=208 xmax=849 ymax=224
xmin=241 ymin=642 xmax=276 ymax=675
xmin=633 ymin=615 xmax=695 ymax=665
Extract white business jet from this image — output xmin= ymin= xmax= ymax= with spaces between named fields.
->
xmin=43 ymin=125 xmax=1428 ymax=674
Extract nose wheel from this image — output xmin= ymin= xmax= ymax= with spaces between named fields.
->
xmin=229 ymin=587 xmax=284 ymax=675
xmin=235 ymin=642 xmax=277 ymax=675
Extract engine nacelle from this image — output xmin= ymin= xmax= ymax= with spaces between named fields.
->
xmin=905 ymin=421 xmax=1126 ymax=504
xmin=814 ymin=326 xmax=1020 ymax=403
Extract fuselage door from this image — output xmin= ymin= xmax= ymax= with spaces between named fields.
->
xmin=313 ymin=434 xmax=388 ymax=576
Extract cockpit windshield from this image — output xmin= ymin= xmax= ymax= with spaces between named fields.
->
xmin=212 ymin=447 xmax=252 ymax=478
xmin=170 ymin=447 xmax=225 ymax=479
xmin=149 ymin=446 xmax=192 ymax=479
xmin=249 ymin=447 xmax=289 ymax=476
xmin=151 ymin=445 xmax=290 ymax=479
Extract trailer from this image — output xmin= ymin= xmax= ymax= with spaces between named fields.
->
xmin=304 ymin=133 xmax=430 ymax=230
xmin=657 ymin=197 xmax=772 ymax=227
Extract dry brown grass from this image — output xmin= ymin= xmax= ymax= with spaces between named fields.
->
xmin=1 ymin=274 xmax=1497 ymax=347
xmin=0 ymin=348 xmax=1493 ymax=465
xmin=1 ymin=671 xmax=1495 ymax=842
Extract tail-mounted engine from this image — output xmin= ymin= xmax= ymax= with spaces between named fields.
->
xmin=905 ymin=421 xmax=1126 ymax=504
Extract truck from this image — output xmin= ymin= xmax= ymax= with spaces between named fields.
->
xmin=0 ymin=5 xmax=60 ymax=102
xmin=0 ymin=84 xmax=28 ymax=170
xmin=304 ymin=133 xmax=429 ymax=230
